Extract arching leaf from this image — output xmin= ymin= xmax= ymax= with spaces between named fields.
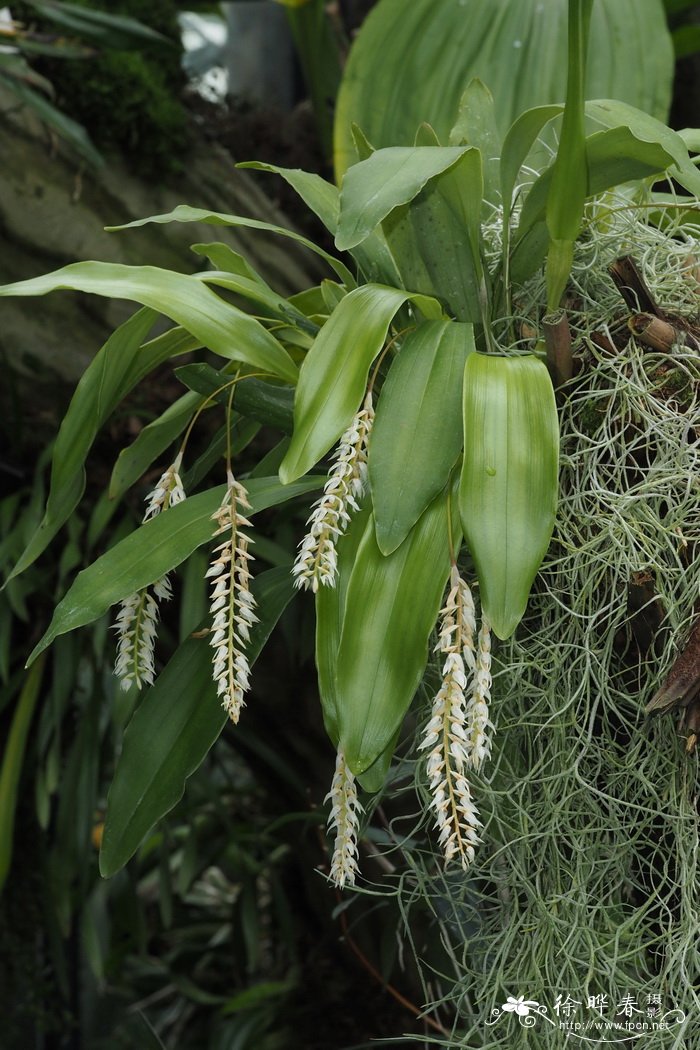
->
xmin=459 ymin=354 xmax=558 ymax=640
xmin=370 ymin=320 xmax=474 ymax=554
xmin=279 ymin=284 xmax=442 ymax=484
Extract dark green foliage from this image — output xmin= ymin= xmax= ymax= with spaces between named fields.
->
xmin=13 ymin=0 xmax=187 ymax=176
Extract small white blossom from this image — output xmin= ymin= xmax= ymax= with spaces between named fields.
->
xmin=465 ymin=616 xmax=494 ymax=770
xmin=113 ymin=456 xmax=186 ymax=689
xmin=326 ymin=748 xmax=363 ymax=888
xmin=207 ymin=473 xmax=258 ymax=723
xmin=143 ymin=453 xmax=186 ymax=521
xmin=420 ymin=566 xmax=484 ymax=868
xmin=113 ymin=590 xmax=160 ymax=691
xmin=292 ymin=393 xmax=374 ymax=592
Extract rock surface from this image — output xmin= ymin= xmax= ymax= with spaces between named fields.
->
xmin=0 ymin=90 xmax=325 ymax=383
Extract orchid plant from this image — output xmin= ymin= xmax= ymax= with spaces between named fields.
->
xmin=2 ymin=0 xmax=699 ymax=893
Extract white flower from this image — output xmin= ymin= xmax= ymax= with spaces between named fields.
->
xmin=113 ymin=455 xmax=186 ymax=690
xmin=420 ymin=566 xmax=484 ymax=868
xmin=465 ymin=616 xmax=494 ymax=770
xmin=326 ymin=748 xmax=362 ymax=888
xmin=207 ymin=474 xmax=258 ymax=723
xmin=143 ymin=453 xmax=186 ymax=521
xmin=292 ymin=393 xmax=373 ymax=592
xmin=113 ymin=589 xmax=160 ymax=691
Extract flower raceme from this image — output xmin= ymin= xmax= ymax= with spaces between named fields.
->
xmin=207 ymin=472 xmax=258 ymax=724
xmin=326 ymin=747 xmax=363 ymax=888
xmin=113 ymin=456 xmax=186 ymax=691
xmin=420 ymin=566 xmax=493 ymax=869
xmin=292 ymin=392 xmax=374 ymax=592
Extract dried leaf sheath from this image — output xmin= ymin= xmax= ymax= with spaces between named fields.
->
xmin=207 ymin=474 xmax=258 ymax=723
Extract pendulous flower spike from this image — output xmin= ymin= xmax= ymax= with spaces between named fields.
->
xmin=420 ymin=566 xmax=488 ymax=869
xmin=113 ymin=455 xmax=186 ymax=690
xmin=293 ymin=393 xmax=374 ymax=592
xmin=207 ymin=475 xmax=257 ymax=723
xmin=326 ymin=747 xmax=363 ymax=888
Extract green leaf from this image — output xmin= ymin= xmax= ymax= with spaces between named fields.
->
xmin=333 ymin=0 xmax=673 ymax=178
xmin=169 ymin=366 xmax=295 ymax=434
xmin=386 ymin=147 xmax=487 ymax=323
xmin=109 ymin=389 xmax=201 ymax=502
xmin=336 ymin=492 xmax=458 ymax=774
xmin=106 ymin=204 xmax=354 ymax=287
xmin=512 ymin=125 xmax=678 ymax=285
xmin=28 ymin=476 xmax=322 ymax=665
xmin=192 ymin=256 xmax=317 ymax=334
xmin=0 ymin=76 xmax=103 ymax=167
xmin=284 ymin=0 xmax=341 ymax=163
xmin=315 ymin=504 xmax=372 ymax=745
xmin=242 ymin=161 xmax=402 ymax=287
xmin=500 ymin=104 xmax=563 ymax=222
xmin=370 ymin=320 xmax=474 ymax=554
xmin=459 ymin=354 xmax=558 ymax=640
xmin=238 ymin=162 xmax=340 ymax=236
xmin=0 ymin=262 xmax=298 ymax=383
xmin=24 ymin=0 xmax=166 ymax=45
xmin=280 ymin=285 xmax=442 ymax=484
xmin=356 ymin=729 xmax=399 ymax=793
xmin=7 ymin=313 xmax=201 ymax=582
xmin=585 ymin=98 xmax=700 ymax=197
xmin=449 ymin=78 xmax=502 ymax=209
xmin=0 ymin=656 xmax=46 ymax=893
xmin=99 ymin=567 xmax=295 ymax=877
xmin=336 ymin=146 xmax=471 ymax=251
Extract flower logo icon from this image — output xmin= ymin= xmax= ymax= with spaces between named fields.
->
xmin=502 ymin=995 xmax=540 ymax=1017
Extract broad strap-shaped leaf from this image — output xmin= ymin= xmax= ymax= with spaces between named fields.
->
xmin=315 ymin=504 xmax=372 ymax=745
xmin=459 ymin=354 xmax=558 ymax=640
xmin=389 ymin=147 xmax=487 ymax=323
xmin=191 ymin=245 xmax=318 ymax=332
xmin=99 ymin=567 xmax=294 ymax=877
xmin=107 ymin=204 xmax=354 ymax=286
xmin=449 ymin=78 xmax=502 ymax=210
xmin=238 ymin=162 xmax=341 ymax=236
xmin=240 ymin=161 xmax=402 ymax=287
xmin=336 ymin=146 xmax=472 ymax=251
xmin=585 ymin=98 xmax=700 ymax=197
xmin=512 ymin=127 xmax=677 ymax=286
xmin=1 ymin=76 xmax=103 ymax=167
xmin=21 ymin=0 xmax=166 ymax=45
xmin=357 ymin=729 xmax=400 ymax=794
xmin=336 ymin=492 xmax=459 ymax=775
xmin=6 ymin=313 xmax=201 ymax=582
xmin=0 ymin=262 xmax=298 ymax=383
xmin=333 ymin=0 xmax=672 ymax=178
xmin=370 ymin=320 xmax=474 ymax=555
xmin=28 ymin=476 xmax=322 ymax=664
xmin=500 ymin=104 xmax=563 ymax=223
xmin=109 ymin=389 xmax=201 ymax=501
xmin=109 ymin=378 xmax=262 ymax=502
xmin=280 ymin=284 xmax=442 ymax=484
